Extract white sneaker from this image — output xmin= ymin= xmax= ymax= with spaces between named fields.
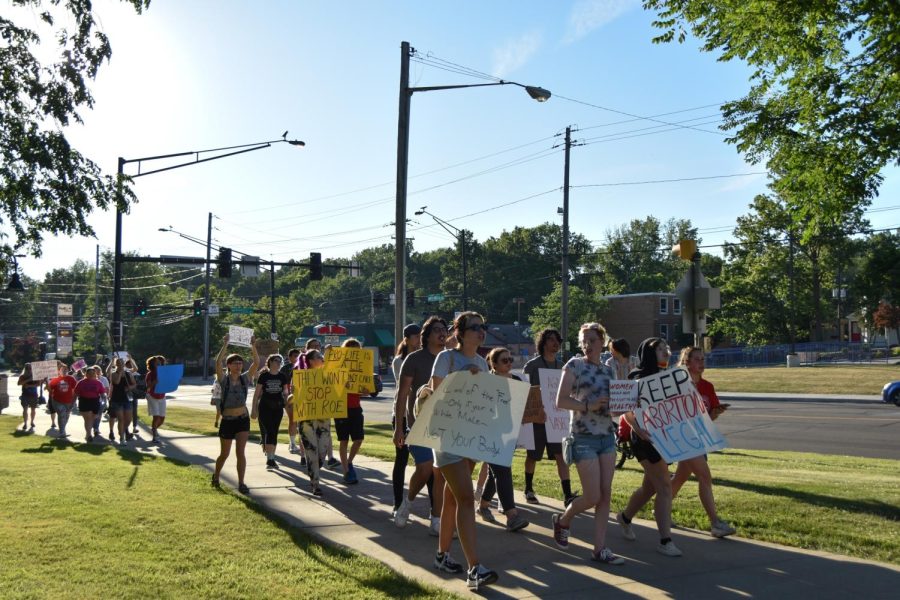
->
xmin=394 ymin=497 xmax=412 ymax=528
xmin=616 ymin=512 xmax=636 ymax=541
xmin=429 ymin=516 xmax=440 ymax=537
xmin=657 ymin=540 xmax=683 ymax=557
xmin=711 ymin=519 xmax=736 ymax=538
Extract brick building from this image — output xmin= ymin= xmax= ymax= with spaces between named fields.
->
xmin=598 ymin=292 xmax=684 ymax=351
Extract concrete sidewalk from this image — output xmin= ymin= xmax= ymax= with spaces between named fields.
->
xmin=20 ymin=407 xmax=900 ymax=599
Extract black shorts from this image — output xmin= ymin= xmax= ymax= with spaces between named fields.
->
xmin=78 ymin=398 xmax=101 ymax=414
xmin=219 ymin=416 xmax=251 ymax=440
xmin=526 ymin=422 xmax=562 ymax=461
xmin=109 ymin=401 xmax=131 ymax=414
xmin=630 ymin=432 xmax=664 ymax=464
xmin=334 ymin=407 xmax=364 ymax=441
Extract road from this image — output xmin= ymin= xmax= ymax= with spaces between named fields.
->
xmin=166 ymin=381 xmax=900 ymax=460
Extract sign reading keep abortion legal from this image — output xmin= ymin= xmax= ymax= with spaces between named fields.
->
xmin=633 ymin=367 xmax=727 ymax=463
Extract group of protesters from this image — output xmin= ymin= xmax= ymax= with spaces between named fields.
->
xmin=14 ymin=311 xmax=733 ymax=592
xmin=387 ymin=312 xmax=735 ymax=590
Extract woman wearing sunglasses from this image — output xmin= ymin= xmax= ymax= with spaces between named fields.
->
xmin=475 ymin=347 xmax=529 ymax=532
xmin=251 ymin=354 xmax=291 ymax=469
xmin=428 ymin=311 xmax=498 ymax=591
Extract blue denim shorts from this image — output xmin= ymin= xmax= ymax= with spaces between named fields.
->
xmin=571 ymin=433 xmax=617 ymax=463
xmin=409 ymin=444 xmax=434 ymax=465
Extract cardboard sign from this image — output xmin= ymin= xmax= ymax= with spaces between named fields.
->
xmin=406 ymin=370 xmax=530 ymax=466
xmin=633 ymin=367 xmax=728 ymax=463
xmin=228 ymin=325 xmax=254 ymax=348
xmin=292 ymin=368 xmax=348 ymax=421
xmin=538 ymin=368 xmax=570 ymax=443
xmin=609 ymin=380 xmax=639 ymax=414
xmin=521 ymin=386 xmax=547 ymax=424
xmin=30 ymin=360 xmax=59 ymax=381
xmin=154 ymin=364 xmax=184 ymax=394
xmin=324 ymin=347 xmax=375 ymax=393
xmin=517 ymin=422 xmax=535 ymax=450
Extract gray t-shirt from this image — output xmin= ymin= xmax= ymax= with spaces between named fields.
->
xmin=431 ymin=349 xmax=489 ymax=380
xmin=397 ymin=348 xmax=439 ymax=426
xmin=219 ymin=373 xmax=251 ymax=419
xmin=564 ymin=356 xmax=616 ymax=436
xmin=523 ymin=355 xmax=562 ymax=386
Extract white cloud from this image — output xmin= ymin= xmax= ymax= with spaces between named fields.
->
xmin=563 ymin=0 xmax=639 ymax=43
xmin=492 ymin=31 xmax=542 ymax=78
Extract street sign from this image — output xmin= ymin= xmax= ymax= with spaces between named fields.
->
xmin=427 ymin=293 xmax=445 ymax=302
xmin=57 ymin=303 xmax=73 ymax=317
xmin=208 ymin=304 xmax=219 ymax=316
xmin=231 ymin=307 xmax=254 ymax=314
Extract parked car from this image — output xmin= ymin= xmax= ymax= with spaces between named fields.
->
xmin=883 ymin=381 xmax=900 ymax=406
xmin=371 ymin=373 xmax=383 ymax=398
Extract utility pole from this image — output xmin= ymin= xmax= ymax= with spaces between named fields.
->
xmin=461 ymin=229 xmax=468 ymax=311
xmin=270 ymin=260 xmax=276 ymax=337
xmin=560 ymin=126 xmax=572 ymax=357
xmin=691 ymin=251 xmax=701 ymax=347
xmin=394 ymin=41 xmax=412 ymax=349
xmin=202 ymin=212 xmax=212 ymax=380
xmin=94 ymin=244 xmax=100 ymax=354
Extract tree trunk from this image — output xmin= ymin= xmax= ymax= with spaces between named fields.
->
xmin=810 ymin=247 xmax=824 ymax=342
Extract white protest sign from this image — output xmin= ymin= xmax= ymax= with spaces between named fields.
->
xmin=56 ymin=336 xmax=72 ymax=355
xmin=609 ymin=380 xmax=639 ymax=414
xmin=516 ymin=423 xmax=535 ymax=450
xmin=538 ymin=368 xmax=570 ymax=443
xmin=633 ymin=367 xmax=728 ymax=463
xmin=407 ymin=370 xmax=530 ymax=466
xmin=30 ymin=360 xmax=59 ymax=381
xmin=228 ymin=325 xmax=254 ymax=348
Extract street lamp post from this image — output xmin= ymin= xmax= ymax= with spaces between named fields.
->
xmin=394 ymin=41 xmax=550 ymax=344
xmin=415 ymin=207 xmax=469 ymax=311
xmin=112 ymin=135 xmax=304 ymax=350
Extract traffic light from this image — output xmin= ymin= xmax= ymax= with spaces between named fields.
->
xmin=672 ymin=239 xmax=698 ymax=261
xmin=217 ymin=247 xmax=232 ymax=278
xmin=309 ymin=252 xmax=322 ymax=281
xmin=134 ymin=298 xmax=148 ymax=317
xmin=406 ymin=288 xmax=415 ymax=309
xmin=193 ymin=299 xmax=203 ymax=316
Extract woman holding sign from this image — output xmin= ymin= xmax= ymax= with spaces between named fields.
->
xmin=670 ymin=347 xmax=736 ymax=538
xmin=428 ymin=311 xmax=498 ymax=591
xmin=212 ymin=335 xmax=260 ymax=494
xmin=296 ymin=349 xmax=330 ymax=496
xmin=615 ymin=337 xmax=682 ymax=557
xmin=550 ymin=323 xmax=625 ymax=566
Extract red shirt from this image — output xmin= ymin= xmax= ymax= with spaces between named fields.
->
xmin=73 ymin=378 xmax=105 ymax=400
xmin=146 ymin=371 xmax=165 ymax=400
xmin=48 ymin=375 xmax=78 ymax=404
xmin=696 ymin=378 xmax=720 ymax=411
xmin=347 ymin=392 xmax=361 ymax=410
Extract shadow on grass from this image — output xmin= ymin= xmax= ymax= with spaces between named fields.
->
xmin=714 ymin=476 xmax=900 ymax=520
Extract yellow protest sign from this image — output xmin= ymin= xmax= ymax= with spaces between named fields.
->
xmin=292 ymin=369 xmax=348 ymax=421
xmin=323 ymin=347 xmax=375 ymax=394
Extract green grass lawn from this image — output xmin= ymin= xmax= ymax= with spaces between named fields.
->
xmin=706 ymin=364 xmax=899 ymax=395
xmin=0 ymin=415 xmax=457 ymax=600
xmin=137 ymin=409 xmax=900 ymax=566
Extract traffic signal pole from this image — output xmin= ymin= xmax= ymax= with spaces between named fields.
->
xmin=202 ymin=212 xmax=212 ymax=380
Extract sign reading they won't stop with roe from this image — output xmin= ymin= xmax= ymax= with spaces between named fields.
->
xmin=633 ymin=367 xmax=727 ymax=463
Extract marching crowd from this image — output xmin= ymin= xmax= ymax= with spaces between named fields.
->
xmin=14 ymin=311 xmax=734 ymax=591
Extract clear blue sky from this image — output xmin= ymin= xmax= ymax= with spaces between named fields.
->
xmin=16 ymin=0 xmax=900 ymax=278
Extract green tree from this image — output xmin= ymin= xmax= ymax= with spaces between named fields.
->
xmin=529 ymin=282 xmax=608 ymax=351
xmin=643 ymin=1 xmax=895 ymax=238
xmin=850 ymin=232 xmax=900 ymax=333
xmin=1 ymin=0 xmax=149 ymax=264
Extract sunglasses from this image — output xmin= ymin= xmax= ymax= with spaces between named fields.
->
xmin=497 ymin=357 xmax=513 ymax=364
xmin=464 ymin=324 xmax=489 ymax=332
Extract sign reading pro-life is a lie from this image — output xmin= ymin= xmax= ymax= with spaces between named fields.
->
xmin=406 ymin=371 xmax=529 ymax=466
xmin=633 ymin=367 xmax=727 ymax=463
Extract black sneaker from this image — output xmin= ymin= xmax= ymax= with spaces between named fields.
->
xmin=564 ymin=493 xmax=580 ymax=508
xmin=238 ymin=483 xmax=250 ymax=495
xmin=433 ymin=551 xmax=463 ymax=574
xmin=312 ymin=485 xmax=323 ymax=497
xmin=266 ymin=459 xmax=278 ymax=469
xmin=466 ymin=564 xmax=498 ymax=590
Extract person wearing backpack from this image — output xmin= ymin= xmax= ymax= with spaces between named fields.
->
xmin=212 ymin=334 xmax=260 ymax=494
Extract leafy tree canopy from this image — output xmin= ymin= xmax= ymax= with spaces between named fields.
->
xmin=1 ymin=0 xmax=149 ymax=264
